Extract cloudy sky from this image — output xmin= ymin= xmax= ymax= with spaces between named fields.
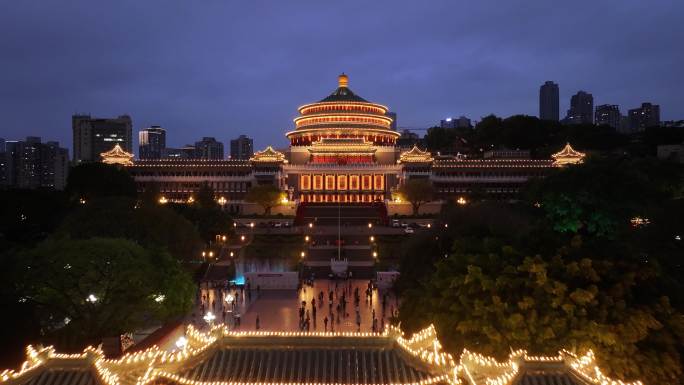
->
xmin=1 ymin=0 xmax=682 ymax=152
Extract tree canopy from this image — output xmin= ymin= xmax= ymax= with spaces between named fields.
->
xmin=397 ymin=158 xmax=684 ymax=384
xmin=525 ymin=157 xmax=683 ymax=238
xmin=423 ymin=114 xmax=632 ymax=156
xmin=244 ymin=184 xmax=285 ymax=215
xmin=15 ymin=238 xmax=195 ymax=349
xmin=57 ymin=197 xmax=204 ymax=261
xmin=400 ymin=240 xmax=684 ymax=383
xmin=397 ymin=179 xmax=434 ymax=215
xmin=66 ymin=163 xmax=136 ymax=202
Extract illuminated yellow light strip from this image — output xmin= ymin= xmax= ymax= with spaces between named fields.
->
xmin=294 ymin=114 xmax=393 ymax=126
xmin=298 ymin=102 xmax=389 ymax=115
xmin=1 ymin=324 xmax=643 ymax=385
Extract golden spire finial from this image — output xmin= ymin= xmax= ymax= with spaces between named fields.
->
xmin=338 ymin=73 xmax=348 ymax=87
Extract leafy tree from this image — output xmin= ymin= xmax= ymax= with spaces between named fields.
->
xmin=469 ymin=114 xmax=627 ymax=156
xmin=472 ymin=114 xmax=504 ymax=149
xmin=195 ymin=182 xmax=219 ymax=209
xmin=57 ymin=197 xmax=203 ymax=262
xmin=399 ymin=240 xmax=684 ymax=384
xmin=139 ymin=183 xmax=162 ymax=207
xmin=525 ymin=157 xmax=683 ymax=238
xmin=66 ymin=163 xmax=136 ymax=202
xmin=397 ymin=179 xmax=434 ymax=215
xmin=15 ymin=238 xmax=195 ymax=349
xmin=0 ymin=189 xmax=69 ymax=247
xmin=244 ymin=184 xmax=285 ymax=215
xmin=172 ymin=204 xmax=234 ymax=244
xmin=424 ymin=126 xmax=472 ymax=154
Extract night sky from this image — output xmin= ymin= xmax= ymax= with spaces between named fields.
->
xmin=1 ymin=1 xmax=682 ymax=152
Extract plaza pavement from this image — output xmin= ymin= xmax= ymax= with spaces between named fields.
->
xmin=189 ymin=279 xmax=399 ymax=333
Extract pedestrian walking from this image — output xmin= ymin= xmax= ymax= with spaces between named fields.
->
xmin=256 ymin=315 xmax=260 ymax=330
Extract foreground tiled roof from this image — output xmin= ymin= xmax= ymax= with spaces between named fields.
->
xmin=516 ymin=371 xmax=581 ymax=385
xmin=0 ymin=325 xmax=642 ymax=385
xmin=22 ymin=369 xmax=97 ymax=385
xmin=182 ymin=347 xmax=431 ymax=383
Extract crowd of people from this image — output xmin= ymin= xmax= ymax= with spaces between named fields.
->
xmin=192 ymin=281 xmax=250 ymax=328
xmin=295 ymin=278 xmax=399 ymax=332
xmin=191 ymin=277 xmax=399 ymax=333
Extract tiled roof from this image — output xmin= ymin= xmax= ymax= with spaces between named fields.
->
xmin=22 ymin=369 xmax=97 ymax=385
xmin=515 ymin=371 xmax=583 ymax=385
xmin=319 ymin=86 xmax=369 ymax=103
xmin=1 ymin=326 xmax=642 ymax=385
xmin=182 ymin=347 xmax=430 ymax=384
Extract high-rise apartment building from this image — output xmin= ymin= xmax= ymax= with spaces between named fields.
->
xmin=0 ymin=138 xmax=7 ymax=187
xmin=564 ymin=91 xmax=594 ymax=124
xmin=3 ymin=137 xmax=69 ymax=190
xmin=230 ymin=135 xmax=254 ymax=160
xmin=595 ymin=104 xmax=621 ymax=129
xmin=72 ymin=114 xmax=132 ymax=163
xmin=440 ymin=116 xmax=471 ymax=129
xmin=628 ymin=102 xmax=661 ymax=132
xmin=539 ymin=81 xmax=560 ymax=121
xmin=139 ymin=126 xmax=166 ymax=159
xmin=164 ymin=145 xmax=197 ymax=159
xmin=195 ymin=137 xmax=224 ymax=159
xmin=387 ymin=112 xmax=397 ymax=130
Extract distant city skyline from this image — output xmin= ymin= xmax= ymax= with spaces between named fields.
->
xmin=1 ymin=1 xmax=682 ymax=151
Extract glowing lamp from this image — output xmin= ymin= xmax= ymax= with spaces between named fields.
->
xmin=175 ymin=336 xmax=188 ymax=349
xmin=203 ymin=312 xmax=216 ymax=324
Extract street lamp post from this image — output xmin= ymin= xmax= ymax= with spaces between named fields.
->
xmin=203 ymin=311 xmax=216 ymax=327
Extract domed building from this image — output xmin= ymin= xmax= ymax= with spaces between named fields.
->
xmin=125 ymin=74 xmax=584 ymax=213
xmin=283 ymin=74 xmax=402 ymax=203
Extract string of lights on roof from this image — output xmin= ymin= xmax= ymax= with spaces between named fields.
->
xmin=0 ymin=324 xmax=642 ymax=385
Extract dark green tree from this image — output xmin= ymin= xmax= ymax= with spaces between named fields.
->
xmin=138 ymin=183 xmax=162 ymax=207
xmin=244 ymin=184 xmax=285 ymax=215
xmin=0 ymin=189 xmax=69 ymax=247
xmin=424 ymin=126 xmax=471 ymax=154
xmin=399 ymin=241 xmax=684 ymax=384
xmin=525 ymin=158 xmax=682 ymax=238
xmin=66 ymin=163 xmax=136 ymax=202
xmin=57 ymin=197 xmax=203 ymax=262
xmin=195 ymin=182 xmax=219 ymax=209
xmin=397 ymin=179 xmax=434 ymax=215
xmin=15 ymin=238 xmax=195 ymax=349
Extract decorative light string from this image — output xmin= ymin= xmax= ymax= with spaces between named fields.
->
xmin=0 ymin=324 xmax=643 ymax=385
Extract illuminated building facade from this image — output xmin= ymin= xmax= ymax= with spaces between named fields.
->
xmin=284 ymin=74 xmax=400 ymax=204
xmin=124 ymin=75 xmax=585 ymax=209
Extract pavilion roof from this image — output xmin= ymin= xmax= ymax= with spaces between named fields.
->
xmin=399 ymin=146 xmax=434 ymax=163
xmin=551 ymin=143 xmax=586 ymax=166
xmin=100 ymin=144 xmax=134 ymax=166
xmin=250 ymin=146 xmax=287 ymax=163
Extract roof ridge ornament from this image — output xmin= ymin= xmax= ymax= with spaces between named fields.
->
xmin=551 ymin=142 xmax=585 ymax=166
xmin=250 ymin=146 xmax=287 ymax=163
xmin=338 ymin=73 xmax=348 ymax=87
xmin=399 ymin=145 xmax=434 ymax=163
xmin=100 ymin=143 xmax=134 ymax=166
